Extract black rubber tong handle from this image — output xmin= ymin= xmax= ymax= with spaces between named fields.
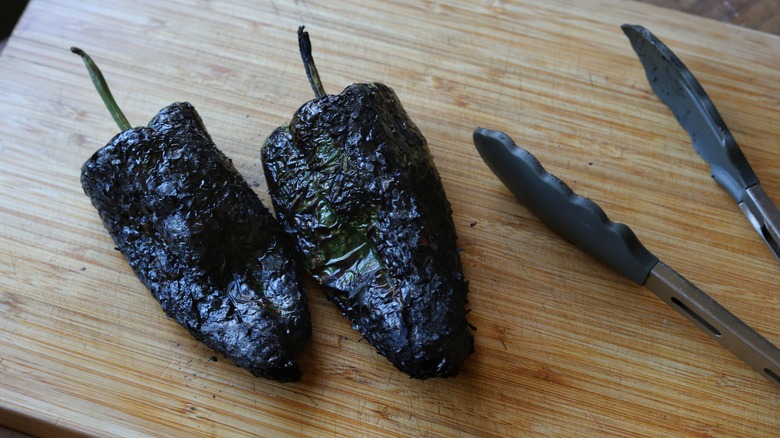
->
xmin=473 ymin=127 xmax=659 ymax=285
xmin=474 ymin=127 xmax=780 ymax=389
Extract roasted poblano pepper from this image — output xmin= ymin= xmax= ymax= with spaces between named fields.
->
xmin=261 ymin=29 xmax=474 ymax=379
xmin=73 ymin=48 xmax=311 ymax=382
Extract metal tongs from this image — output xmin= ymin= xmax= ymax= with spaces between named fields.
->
xmin=473 ymin=128 xmax=780 ymax=388
xmin=623 ymin=24 xmax=780 ymax=262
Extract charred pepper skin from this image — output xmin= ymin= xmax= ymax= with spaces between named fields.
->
xmin=82 ymin=102 xmax=311 ymax=382
xmin=262 ymin=83 xmax=474 ymax=378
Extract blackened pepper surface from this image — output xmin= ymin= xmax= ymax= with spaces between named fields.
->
xmin=75 ymin=49 xmax=310 ymax=382
xmin=262 ymin=30 xmax=473 ymax=378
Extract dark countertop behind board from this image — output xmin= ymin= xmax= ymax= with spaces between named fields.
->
xmin=640 ymin=0 xmax=780 ymax=34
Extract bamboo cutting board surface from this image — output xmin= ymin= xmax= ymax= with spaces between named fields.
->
xmin=1 ymin=0 xmax=779 ymax=436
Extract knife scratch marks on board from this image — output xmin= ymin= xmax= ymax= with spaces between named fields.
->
xmin=291 ymin=0 xmax=313 ymax=23
xmin=374 ymin=404 xmax=392 ymax=422
xmin=306 ymin=394 xmax=320 ymax=407
xmin=533 ymin=365 xmax=563 ymax=384
xmin=156 ymin=359 xmax=175 ymax=382
xmin=11 ymin=256 xmax=19 ymax=286
xmin=496 ymin=326 xmax=509 ymax=351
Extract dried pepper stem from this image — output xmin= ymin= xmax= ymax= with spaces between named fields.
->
xmin=297 ymin=26 xmax=326 ymax=98
xmin=71 ymin=47 xmax=132 ymax=131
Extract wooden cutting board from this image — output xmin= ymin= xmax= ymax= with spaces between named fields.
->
xmin=1 ymin=0 xmax=779 ymax=436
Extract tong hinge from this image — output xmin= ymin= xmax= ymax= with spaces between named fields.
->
xmin=738 ymin=184 xmax=780 ymax=262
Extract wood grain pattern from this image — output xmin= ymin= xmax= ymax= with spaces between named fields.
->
xmin=1 ymin=0 xmax=779 ymax=436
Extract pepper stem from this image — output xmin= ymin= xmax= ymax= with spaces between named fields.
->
xmin=297 ymin=26 xmax=326 ymax=98
xmin=71 ymin=47 xmax=132 ymax=131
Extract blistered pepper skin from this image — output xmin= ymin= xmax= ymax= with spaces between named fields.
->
xmin=82 ymin=102 xmax=311 ymax=382
xmin=262 ymin=83 xmax=474 ymax=379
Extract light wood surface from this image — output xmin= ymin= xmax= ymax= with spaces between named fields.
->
xmin=1 ymin=0 xmax=779 ymax=436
